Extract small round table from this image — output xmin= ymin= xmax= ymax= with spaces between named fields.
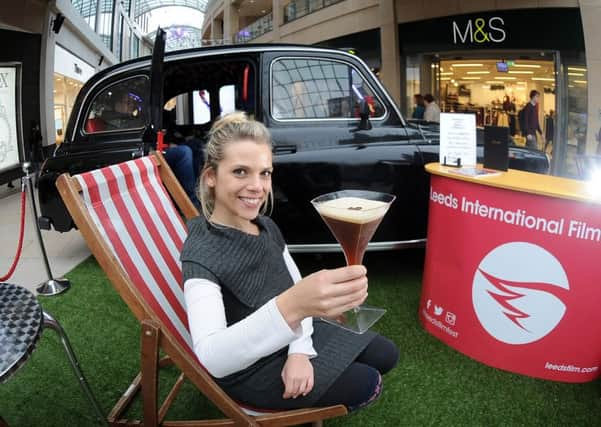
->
xmin=0 ymin=282 xmax=106 ymax=425
xmin=0 ymin=283 xmax=42 ymax=382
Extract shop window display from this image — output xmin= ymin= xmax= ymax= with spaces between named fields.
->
xmin=407 ymin=56 xmax=588 ymax=178
xmin=436 ymin=59 xmax=555 ymax=142
xmin=53 ymin=74 xmax=84 ymax=144
xmin=425 ymin=59 xmax=561 ymax=164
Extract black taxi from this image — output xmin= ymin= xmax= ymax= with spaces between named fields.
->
xmin=38 ymin=31 xmax=549 ymax=252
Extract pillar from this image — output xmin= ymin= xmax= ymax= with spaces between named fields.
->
xmin=379 ymin=0 xmax=401 ymax=107
xmin=272 ymin=0 xmax=282 ymax=40
xmin=580 ymin=0 xmax=601 ymax=153
xmin=224 ymin=2 xmax=240 ymax=43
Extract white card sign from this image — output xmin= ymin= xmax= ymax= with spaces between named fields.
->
xmin=0 ymin=66 xmax=19 ymax=172
xmin=439 ymin=113 xmax=477 ymax=167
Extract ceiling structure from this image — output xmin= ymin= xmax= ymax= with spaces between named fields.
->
xmin=70 ymin=0 xmax=277 ymax=51
xmin=70 ymin=0 xmax=115 ymax=17
xmin=134 ymin=0 xmax=208 ymax=50
xmin=235 ymin=0 xmax=272 ymax=18
xmin=133 ymin=0 xmax=208 ymax=18
xmin=147 ymin=24 xmax=203 ymax=50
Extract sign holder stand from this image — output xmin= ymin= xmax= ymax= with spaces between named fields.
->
xmin=22 ymin=162 xmax=70 ymax=296
xmin=443 ymin=156 xmax=462 ymax=168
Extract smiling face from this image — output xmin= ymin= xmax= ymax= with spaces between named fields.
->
xmin=206 ymin=139 xmax=273 ymax=233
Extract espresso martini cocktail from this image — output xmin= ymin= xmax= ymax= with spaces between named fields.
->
xmin=311 ymin=190 xmax=396 ymax=334
xmin=314 ymin=196 xmax=390 ymax=266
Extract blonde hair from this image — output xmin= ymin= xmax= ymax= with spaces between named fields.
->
xmin=198 ymin=112 xmax=274 ymax=219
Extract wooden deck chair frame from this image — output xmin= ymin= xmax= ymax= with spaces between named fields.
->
xmin=56 ymin=151 xmax=347 ymax=427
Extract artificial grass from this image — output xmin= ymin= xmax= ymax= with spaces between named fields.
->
xmin=1 ymin=250 xmax=600 ymax=426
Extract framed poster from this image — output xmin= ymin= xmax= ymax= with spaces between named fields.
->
xmin=0 ymin=63 xmax=23 ymax=173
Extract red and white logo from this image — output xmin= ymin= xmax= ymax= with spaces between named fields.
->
xmin=472 ymin=242 xmax=569 ymax=345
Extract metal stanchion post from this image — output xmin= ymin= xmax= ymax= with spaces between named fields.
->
xmin=22 ymin=162 xmax=70 ymax=295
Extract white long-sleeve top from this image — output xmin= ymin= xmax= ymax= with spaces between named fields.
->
xmin=424 ymin=102 xmax=441 ymax=123
xmin=183 ymin=246 xmax=317 ymax=378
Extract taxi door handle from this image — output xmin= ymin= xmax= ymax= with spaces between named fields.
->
xmin=273 ymin=145 xmax=297 ymax=155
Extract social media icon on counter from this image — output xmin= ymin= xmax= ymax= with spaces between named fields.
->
xmin=434 ymin=305 xmax=444 ymax=316
xmin=445 ymin=312 xmax=456 ymax=325
xmin=426 ymin=299 xmax=432 ymax=310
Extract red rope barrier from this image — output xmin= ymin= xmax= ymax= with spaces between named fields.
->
xmin=0 ymin=187 xmax=27 ymax=282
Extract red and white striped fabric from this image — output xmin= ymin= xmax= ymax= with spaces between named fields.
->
xmin=76 ymin=157 xmax=280 ymax=415
xmin=75 ymin=156 xmax=196 ymax=361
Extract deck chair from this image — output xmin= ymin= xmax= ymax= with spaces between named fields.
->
xmin=56 ymin=152 xmax=347 ymax=427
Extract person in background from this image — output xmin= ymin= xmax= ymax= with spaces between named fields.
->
xmin=181 ymin=112 xmax=399 ymax=412
xmin=107 ymin=91 xmax=145 ymax=129
xmin=423 ymin=94 xmax=441 ymax=123
xmin=85 ymin=90 xmax=146 ymax=132
xmin=524 ymin=90 xmax=545 ymax=150
xmin=544 ymin=110 xmax=555 ymax=153
xmin=162 ymin=107 xmax=202 ymax=209
xmin=503 ymin=95 xmax=517 ymax=136
xmin=162 ymin=137 xmax=201 ymax=209
xmin=412 ymin=94 xmax=425 ymax=120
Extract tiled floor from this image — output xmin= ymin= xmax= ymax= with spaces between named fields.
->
xmin=0 ymin=184 xmax=90 ymax=294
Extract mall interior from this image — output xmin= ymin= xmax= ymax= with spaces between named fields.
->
xmin=2 ymin=1 xmax=601 ymax=426
xmin=0 ymin=1 xmax=600 ymax=180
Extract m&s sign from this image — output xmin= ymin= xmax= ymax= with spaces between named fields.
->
xmin=453 ymin=17 xmax=506 ymax=44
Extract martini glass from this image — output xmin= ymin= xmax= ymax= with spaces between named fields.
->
xmin=311 ymin=190 xmax=396 ymax=334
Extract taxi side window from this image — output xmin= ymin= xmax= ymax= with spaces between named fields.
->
xmin=84 ymin=77 xmax=149 ymax=134
xmin=192 ymin=90 xmax=211 ymax=124
xmin=271 ymin=58 xmax=385 ymax=120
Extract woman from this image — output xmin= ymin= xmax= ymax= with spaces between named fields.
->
xmin=181 ymin=112 xmax=398 ymax=411
xmin=423 ymin=94 xmax=441 ymax=123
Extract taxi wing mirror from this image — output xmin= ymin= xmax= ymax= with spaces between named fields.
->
xmin=358 ymin=100 xmax=372 ymax=131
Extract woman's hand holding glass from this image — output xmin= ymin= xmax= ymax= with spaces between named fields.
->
xmin=276 ymin=265 xmax=368 ymax=330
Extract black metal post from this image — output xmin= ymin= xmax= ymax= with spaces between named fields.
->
xmin=21 ymin=162 xmax=70 ymax=295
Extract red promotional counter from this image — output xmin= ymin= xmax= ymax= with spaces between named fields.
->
xmin=421 ymin=163 xmax=601 ymax=382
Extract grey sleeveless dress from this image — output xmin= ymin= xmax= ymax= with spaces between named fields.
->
xmin=181 ymin=215 xmax=376 ymax=409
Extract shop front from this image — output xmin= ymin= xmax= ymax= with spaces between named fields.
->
xmin=53 ymin=45 xmax=95 ymax=145
xmin=399 ymin=8 xmax=587 ymax=178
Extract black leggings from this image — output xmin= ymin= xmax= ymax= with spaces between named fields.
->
xmin=315 ymin=335 xmax=399 ymax=411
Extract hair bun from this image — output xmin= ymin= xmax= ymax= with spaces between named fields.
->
xmin=210 ymin=111 xmax=248 ymax=134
